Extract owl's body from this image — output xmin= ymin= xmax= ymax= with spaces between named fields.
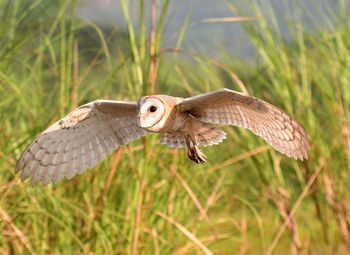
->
xmin=16 ymin=89 xmax=310 ymax=187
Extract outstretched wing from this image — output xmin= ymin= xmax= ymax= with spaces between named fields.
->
xmin=180 ymin=88 xmax=310 ymax=160
xmin=16 ymin=100 xmax=149 ymax=187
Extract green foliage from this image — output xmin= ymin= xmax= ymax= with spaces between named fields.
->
xmin=1 ymin=0 xmax=349 ymax=254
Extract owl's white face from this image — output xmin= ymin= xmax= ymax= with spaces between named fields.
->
xmin=137 ymin=96 xmax=165 ymax=130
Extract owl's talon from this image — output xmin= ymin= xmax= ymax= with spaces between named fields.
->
xmin=187 ymin=148 xmax=200 ymax=163
xmin=187 ymin=146 xmax=207 ymax=164
xmin=194 ymin=146 xmax=207 ymax=164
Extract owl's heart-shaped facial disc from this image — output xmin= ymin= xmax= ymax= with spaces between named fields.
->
xmin=137 ymin=96 xmax=165 ymax=129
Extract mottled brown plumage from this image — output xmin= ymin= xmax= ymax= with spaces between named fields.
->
xmin=16 ymin=88 xmax=310 ymax=187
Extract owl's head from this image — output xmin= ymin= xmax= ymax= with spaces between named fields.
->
xmin=136 ymin=96 xmax=165 ymax=130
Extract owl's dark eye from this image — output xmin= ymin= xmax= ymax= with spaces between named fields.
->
xmin=149 ymin=106 xmax=157 ymax=112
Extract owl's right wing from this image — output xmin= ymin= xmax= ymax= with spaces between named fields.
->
xmin=180 ymin=89 xmax=310 ymax=160
xmin=16 ymin=100 xmax=149 ymax=187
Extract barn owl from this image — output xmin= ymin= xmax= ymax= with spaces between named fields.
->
xmin=15 ymin=88 xmax=310 ymax=187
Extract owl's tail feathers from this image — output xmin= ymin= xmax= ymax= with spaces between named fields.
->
xmin=160 ymin=133 xmax=187 ymax=148
xmin=160 ymin=124 xmax=226 ymax=149
xmin=194 ymin=123 xmax=226 ymax=147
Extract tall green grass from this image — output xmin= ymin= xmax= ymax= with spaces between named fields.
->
xmin=1 ymin=0 xmax=349 ymax=254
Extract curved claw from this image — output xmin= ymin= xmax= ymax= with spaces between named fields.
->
xmin=187 ymin=146 xmax=207 ymax=164
xmin=194 ymin=146 xmax=207 ymax=164
xmin=185 ymin=135 xmax=207 ymax=164
xmin=187 ymin=147 xmax=199 ymax=163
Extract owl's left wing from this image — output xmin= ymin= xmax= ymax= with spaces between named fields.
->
xmin=16 ymin=100 xmax=148 ymax=187
xmin=180 ymin=88 xmax=310 ymax=160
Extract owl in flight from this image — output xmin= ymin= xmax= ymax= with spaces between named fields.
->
xmin=16 ymin=89 xmax=310 ymax=187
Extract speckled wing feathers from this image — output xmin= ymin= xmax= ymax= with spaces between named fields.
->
xmin=181 ymin=89 xmax=310 ymax=160
xmin=15 ymin=100 xmax=148 ymax=187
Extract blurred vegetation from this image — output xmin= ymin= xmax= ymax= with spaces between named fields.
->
xmin=1 ymin=0 xmax=349 ymax=254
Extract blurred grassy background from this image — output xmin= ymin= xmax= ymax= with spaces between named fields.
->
xmin=1 ymin=0 xmax=349 ymax=254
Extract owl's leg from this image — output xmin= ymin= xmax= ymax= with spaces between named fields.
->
xmin=185 ymin=135 xmax=198 ymax=163
xmin=185 ymin=135 xmax=207 ymax=164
